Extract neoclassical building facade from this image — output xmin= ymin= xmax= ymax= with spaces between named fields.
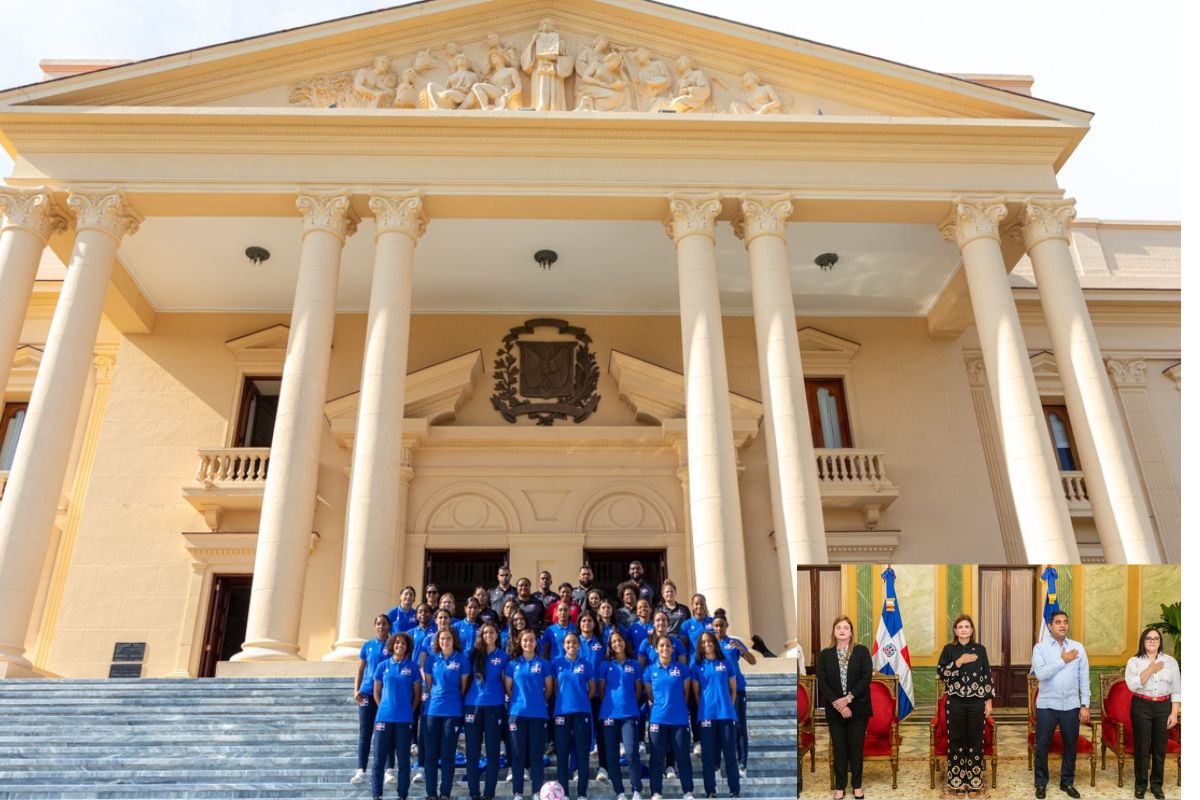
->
xmin=0 ymin=0 xmax=1180 ymax=678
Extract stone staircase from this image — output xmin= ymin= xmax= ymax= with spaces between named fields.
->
xmin=0 ymin=674 xmax=797 ymax=799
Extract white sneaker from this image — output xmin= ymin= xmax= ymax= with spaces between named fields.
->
xmin=631 ymin=793 xmax=642 ymax=800
xmin=596 ymin=768 xmax=609 ymax=782
xmin=616 ymin=794 xmax=627 ymax=800
xmin=412 ymin=770 xmax=424 ymax=784
xmin=665 ymin=767 xmax=676 ymax=779
xmin=692 ymin=742 xmax=702 ymax=755
xmin=619 ymin=743 xmax=626 ymax=757
xmin=638 ymin=742 xmax=647 ymax=754
xmin=349 ymin=768 xmax=366 ymax=785
xmin=514 ymin=795 xmax=524 ymax=800
xmin=384 ymin=768 xmax=397 ymax=785
xmin=506 ymin=770 xmax=514 ymax=782
xmin=651 ymin=794 xmax=663 ymax=800
xmin=683 ymin=793 xmax=695 ymax=800
xmin=738 ymin=766 xmax=747 ymax=778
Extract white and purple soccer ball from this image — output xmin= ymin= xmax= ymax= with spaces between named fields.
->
xmin=538 ymin=781 xmax=566 ymax=800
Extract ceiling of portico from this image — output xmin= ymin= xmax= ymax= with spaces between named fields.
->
xmin=113 ymin=216 xmax=960 ymax=316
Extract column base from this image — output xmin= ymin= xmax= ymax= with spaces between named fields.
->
xmin=228 ymin=640 xmax=302 ymax=662
xmin=323 ymin=642 xmax=365 ymax=662
xmin=0 ymin=660 xmax=58 ymax=679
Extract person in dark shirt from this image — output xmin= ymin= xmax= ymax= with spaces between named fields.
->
xmin=534 ymin=570 xmax=559 ymax=611
xmin=514 ymin=576 xmax=546 ymax=634
xmin=487 ymin=564 xmax=517 ymax=616
xmin=615 ymin=581 xmax=639 ymax=628
xmin=572 ymin=564 xmax=597 ymax=607
xmin=655 ymin=578 xmax=690 ymax=637
xmin=474 ymin=585 xmax=500 ymax=626
xmin=626 ymin=560 xmax=656 ymax=606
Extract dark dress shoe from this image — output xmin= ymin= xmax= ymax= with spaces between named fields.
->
xmin=1134 ymin=785 xmax=1146 ymax=799
xmin=1034 ymin=787 xmax=1046 ymax=799
xmin=1059 ymin=785 xmax=1081 ymax=799
xmin=1151 ymin=789 xmax=1165 ymax=800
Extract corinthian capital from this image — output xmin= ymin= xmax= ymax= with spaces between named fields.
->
xmin=65 ymin=189 xmax=142 ymax=241
xmin=938 ymin=196 xmax=1007 ymax=249
xmin=0 ymin=187 xmax=70 ymax=242
xmin=663 ymin=192 xmax=722 ymax=244
xmin=733 ymin=193 xmax=793 ymax=244
xmin=1018 ymin=197 xmax=1077 ymax=250
xmin=296 ymin=189 xmax=359 ymax=241
xmin=1106 ymin=358 xmax=1147 ymax=388
xmin=369 ymin=191 xmax=427 ymax=241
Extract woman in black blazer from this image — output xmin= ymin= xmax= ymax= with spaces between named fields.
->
xmin=817 ymin=615 xmax=873 ymax=800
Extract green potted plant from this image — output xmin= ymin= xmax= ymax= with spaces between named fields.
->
xmin=1148 ymin=602 xmax=1181 ymax=660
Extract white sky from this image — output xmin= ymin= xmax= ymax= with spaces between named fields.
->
xmin=0 ymin=0 xmax=1183 ymax=220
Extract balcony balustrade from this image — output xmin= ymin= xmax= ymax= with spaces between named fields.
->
xmin=1060 ymin=470 xmax=1092 ymax=516
xmin=814 ymin=448 xmax=899 ymax=529
xmin=182 ymin=447 xmax=271 ymax=530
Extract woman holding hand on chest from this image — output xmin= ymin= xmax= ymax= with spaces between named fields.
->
xmin=817 ymin=616 xmax=872 ymax=800
xmin=936 ymin=614 xmax=993 ymax=799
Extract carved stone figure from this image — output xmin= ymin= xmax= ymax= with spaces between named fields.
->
xmin=631 ymin=48 xmax=671 ymax=112
xmin=421 ymin=53 xmax=480 ymax=110
xmin=521 ymin=18 xmax=574 ymax=111
xmin=472 ymin=48 xmax=524 ymax=111
xmin=729 ymin=71 xmax=781 ymax=114
xmin=353 ymin=55 xmax=399 ymax=108
xmin=394 ymin=67 xmax=423 ymax=109
xmin=575 ymin=51 xmax=631 ymax=111
xmin=575 ymin=34 xmax=613 ymax=77
xmin=666 ymin=55 xmax=710 ymax=113
xmin=485 ymin=33 xmax=519 ymax=69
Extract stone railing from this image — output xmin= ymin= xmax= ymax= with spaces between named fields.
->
xmin=813 ymin=448 xmax=898 ymax=529
xmin=194 ymin=448 xmax=271 ymax=485
xmin=815 ymin=449 xmax=893 ymax=488
xmin=1061 ymin=470 xmax=1091 ymax=514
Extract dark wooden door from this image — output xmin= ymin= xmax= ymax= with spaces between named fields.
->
xmin=796 ymin=566 xmax=841 ymax=673
xmin=424 ymin=550 xmax=508 ymax=611
xmin=804 ymin=379 xmax=852 ymax=448
xmin=199 ymin=574 xmax=252 ymax=678
xmin=979 ymin=566 xmax=1037 ymax=708
xmin=583 ymin=548 xmax=666 ymax=602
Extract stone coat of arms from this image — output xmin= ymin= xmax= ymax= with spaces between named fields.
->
xmin=490 ymin=318 xmax=601 ymax=425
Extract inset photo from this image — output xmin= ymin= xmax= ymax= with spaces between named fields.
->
xmin=796 ymin=564 xmax=1181 ymax=799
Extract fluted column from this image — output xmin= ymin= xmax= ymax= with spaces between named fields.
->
xmin=234 ymin=190 xmax=359 ymax=662
xmin=0 ymin=189 xmax=140 ymax=672
xmin=1018 ymin=198 xmax=1159 ymax=563
xmin=939 ymin=197 xmax=1078 ymax=563
xmin=734 ymin=193 xmax=826 ymax=653
xmin=326 ymin=191 xmax=426 ymax=661
xmin=0 ymin=189 xmax=69 ymax=396
xmin=664 ymin=193 xmax=750 ymax=636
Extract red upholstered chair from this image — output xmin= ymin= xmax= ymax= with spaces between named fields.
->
xmin=830 ymin=673 xmax=901 ymax=789
xmin=1027 ymin=675 xmax=1097 ymax=786
xmin=1099 ymin=672 xmax=1181 ymax=787
xmin=928 ymin=679 xmax=997 ymax=788
xmin=797 ymin=673 xmax=817 ymax=772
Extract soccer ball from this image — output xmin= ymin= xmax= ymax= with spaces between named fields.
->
xmin=538 ymin=781 xmax=566 ymax=800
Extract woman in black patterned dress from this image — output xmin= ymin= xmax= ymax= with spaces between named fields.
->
xmin=936 ymin=614 xmax=993 ymax=798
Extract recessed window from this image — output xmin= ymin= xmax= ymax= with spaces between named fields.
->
xmin=0 ymin=402 xmax=28 ymax=470
xmin=234 ymin=377 xmax=281 ymax=448
xmin=805 ymin=379 xmax=852 ymax=449
xmin=1042 ymin=404 xmax=1079 ymax=471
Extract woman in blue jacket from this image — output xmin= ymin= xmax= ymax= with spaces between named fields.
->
xmin=353 ymin=614 xmax=393 ymax=786
xmin=505 ymin=628 xmax=553 ymax=800
xmin=421 ymin=627 xmax=469 ymax=800
xmin=552 ymin=631 xmax=596 ymax=799
xmin=464 ymin=622 xmax=507 ymax=800
xmin=600 ymin=628 xmax=644 ymax=800
xmin=644 ymin=635 xmax=695 ymax=800
xmin=372 ymin=631 xmax=421 ymax=800
xmin=692 ymin=632 xmax=740 ymax=798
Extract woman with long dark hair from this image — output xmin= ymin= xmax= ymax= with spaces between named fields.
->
xmin=421 ymin=627 xmax=468 ymax=799
xmin=464 ymin=622 xmax=507 ymax=800
xmin=816 ymin=616 xmax=872 ymax=800
xmin=504 ymin=628 xmax=553 ymax=800
xmin=936 ymin=614 xmax=993 ymax=798
xmin=692 ymin=631 xmax=741 ymax=798
xmin=372 ymin=631 xmax=420 ymax=800
xmin=352 ymin=614 xmax=393 ymax=786
xmin=1125 ymin=626 xmax=1181 ymax=799
xmin=599 ymin=628 xmax=644 ymax=800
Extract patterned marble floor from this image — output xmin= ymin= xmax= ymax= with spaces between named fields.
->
xmin=798 ymin=720 xmax=1181 ymax=799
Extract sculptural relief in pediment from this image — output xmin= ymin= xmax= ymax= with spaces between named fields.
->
xmin=288 ymin=17 xmax=798 ymax=116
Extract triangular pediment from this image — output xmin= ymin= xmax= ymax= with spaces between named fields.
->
xmin=0 ymin=0 xmax=1090 ymax=126
xmin=608 ymin=350 xmax=762 ymax=429
xmin=225 ymin=324 xmax=290 ymax=369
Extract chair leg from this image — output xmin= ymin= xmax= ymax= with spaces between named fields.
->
xmin=810 ymin=744 xmax=815 ymax=772
xmin=1101 ymin=745 xmax=1106 ymax=770
xmin=1117 ymin=751 xmax=1124 ymax=788
xmin=891 ymin=756 xmax=898 ymax=789
xmin=1090 ymin=749 xmax=1096 ymax=787
xmin=991 ymin=754 xmax=997 ymax=789
xmin=929 ymin=757 xmax=934 ymax=790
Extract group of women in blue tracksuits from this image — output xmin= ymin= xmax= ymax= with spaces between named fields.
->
xmin=354 ymin=582 xmax=755 ymax=800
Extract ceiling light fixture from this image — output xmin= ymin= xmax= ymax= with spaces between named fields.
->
xmin=245 ymin=246 xmax=271 ymax=266
xmin=534 ymin=249 xmax=558 ymax=270
xmin=814 ymin=252 xmax=838 ymax=271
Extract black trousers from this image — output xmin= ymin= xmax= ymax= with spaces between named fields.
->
xmin=826 ymin=712 xmax=867 ymax=790
xmin=1034 ymin=707 xmax=1080 ymax=787
xmin=1131 ymin=695 xmax=1171 ymax=790
xmin=946 ymin=696 xmax=986 ymax=791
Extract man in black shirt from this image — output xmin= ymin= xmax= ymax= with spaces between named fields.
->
xmin=534 ymin=570 xmax=559 ymax=611
xmin=571 ymin=564 xmax=597 ymax=607
xmin=625 ymin=560 xmax=656 ymax=606
xmin=487 ymin=564 xmax=517 ymax=617
xmin=514 ymin=576 xmax=546 ymax=634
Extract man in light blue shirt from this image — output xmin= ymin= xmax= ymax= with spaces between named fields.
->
xmin=1031 ymin=610 xmax=1090 ymax=799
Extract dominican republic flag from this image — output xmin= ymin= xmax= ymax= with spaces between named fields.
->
xmin=871 ymin=567 xmax=915 ymax=721
xmin=1038 ymin=566 xmax=1061 ymax=644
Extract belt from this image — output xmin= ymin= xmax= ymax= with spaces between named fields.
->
xmin=1133 ymin=693 xmax=1170 ymax=702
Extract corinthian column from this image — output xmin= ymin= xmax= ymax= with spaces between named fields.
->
xmin=939 ymin=197 xmax=1078 ymax=563
xmin=233 ymin=190 xmax=359 ymax=662
xmin=326 ymin=191 xmax=426 ymax=662
xmin=0 ymin=189 xmax=69 ymax=395
xmin=664 ymin=193 xmax=750 ymax=636
xmin=1018 ymin=198 xmax=1159 ymax=563
xmin=0 ymin=189 xmax=140 ymax=673
xmin=734 ymin=193 xmax=826 ymax=653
